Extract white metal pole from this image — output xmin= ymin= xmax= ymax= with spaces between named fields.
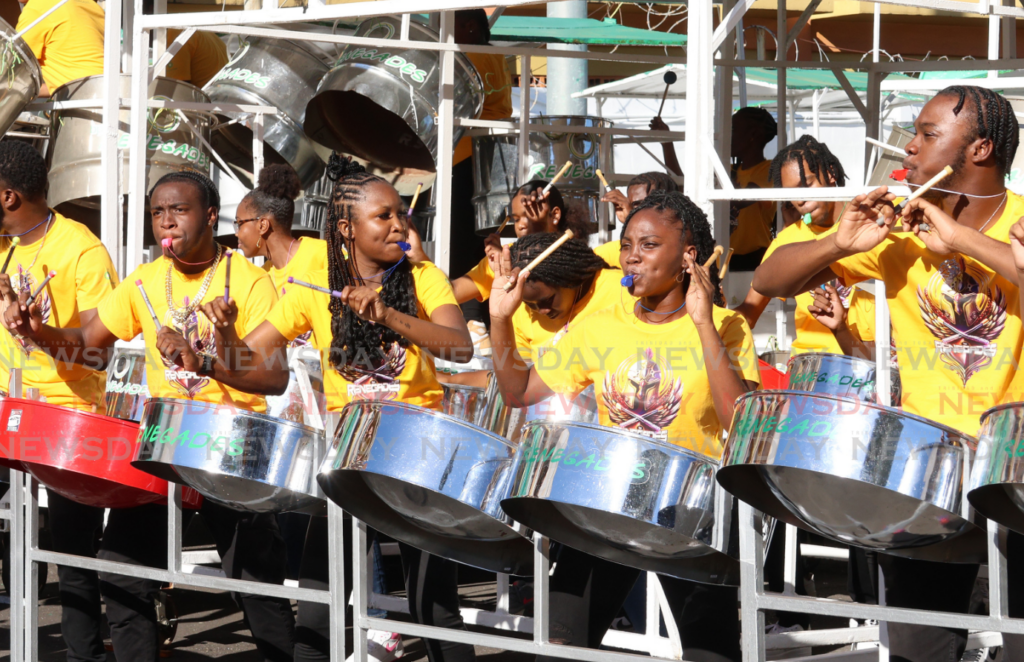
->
xmin=684 ymin=0 xmax=714 ymax=218
xmin=736 ymin=16 xmax=747 ymax=107
xmin=989 ymin=5 xmax=1000 ymax=78
xmin=434 ymin=10 xmax=455 ymax=274
xmin=9 ymin=469 xmax=22 ymax=662
xmin=253 ymin=112 xmax=265 ymax=180
xmin=126 ymin=0 xmax=149 ymax=274
xmin=517 ymin=54 xmax=531 ymax=185
xmin=328 ymin=501 xmax=346 ymax=662
xmin=873 ymin=3 xmax=881 ymax=64
xmin=100 ymin=0 xmax=124 ymax=273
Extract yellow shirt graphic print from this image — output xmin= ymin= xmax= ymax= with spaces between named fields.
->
xmin=602 ymin=348 xmax=684 ymax=439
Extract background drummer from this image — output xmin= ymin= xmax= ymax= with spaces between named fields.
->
xmin=164 ymin=28 xmax=228 ymax=88
xmin=205 ymin=155 xmax=476 ymax=662
xmin=15 ymin=0 xmax=104 ymax=96
xmin=755 ymin=85 xmax=1024 ymax=662
xmin=5 ymin=170 xmax=298 ymax=662
xmin=596 ymin=170 xmax=678 ymax=265
xmin=489 ymin=189 xmax=760 ymax=661
xmin=0 ymin=140 xmax=117 ymax=662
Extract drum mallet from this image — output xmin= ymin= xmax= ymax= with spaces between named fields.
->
xmin=884 ymin=165 xmax=953 ymax=231
xmin=656 ymin=70 xmax=678 ymax=119
xmin=541 ymin=161 xmax=573 ymax=199
xmin=719 ymin=248 xmax=736 ymax=279
xmin=1 ymin=237 xmax=20 ymax=274
xmin=398 ymin=184 xmax=424 ymax=253
xmin=135 ymin=280 xmax=162 ymax=329
xmin=503 ymin=229 xmax=575 ymax=292
xmin=26 ymin=271 xmax=55 ymax=306
xmin=496 ymin=208 xmax=512 ymax=235
xmin=287 ymin=276 xmax=344 ymax=300
xmin=596 ymin=169 xmax=611 ymax=191
xmin=703 ymin=246 xmax=724 ymax=270
xmin=223 ymin=249 xmax=232 ymax=303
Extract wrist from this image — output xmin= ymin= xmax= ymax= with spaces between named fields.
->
xmin=827 ymin=233 xmax=855 ymax=259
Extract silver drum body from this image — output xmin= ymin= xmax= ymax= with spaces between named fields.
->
xmin=472 ymin=116 xmax=613 ymax=236
xmin=304 ymin=16 xmax=483 ymax=172
xmin=501 ymin=421 xmax=739 ymax=585
xmin=718 ymin=391 xmax=984 ymax=563
xmin=265 ymin=351 xmax=327 ymax=430
xmin=205 ymin=37 xmax=327 ymax=188
xmin=968 ymin=403 xmax=1024 ymax=535
xmin=317 ymin=401 xmax=532 ymax=575
xmin=105 ymin=348 xmax=149 ymax=422
xmin=131 ymin=398 xmax=326 ymax=515
xmin=48 ymin=75 xmax=211 ymax=212
xmin=787 ymin=352 xmax=901 ymax=406
xmin=0 ymin=18 xmax=42 ymax=137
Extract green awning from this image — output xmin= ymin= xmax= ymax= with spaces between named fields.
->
xmin=743 ymin=67 xmax=917 ymax=91
xmin=491 ymin=16 xmax=687 ymax=47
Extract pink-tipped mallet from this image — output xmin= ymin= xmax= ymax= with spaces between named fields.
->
xmin=1 ymin=237 xmax=20 ymax=274
xmin=223 ymin=249 xmax=232 ymax=303
xmin=288 ymin=276 xmax=344 ymax=299
xmin=135 ymin=280 xmax=162 ymax=328
xmin=26 ymin=271 xmax=55 ymax=306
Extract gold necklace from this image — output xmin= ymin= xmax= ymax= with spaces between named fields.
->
xmin=164 ymin=244 xmax=223 ymax=327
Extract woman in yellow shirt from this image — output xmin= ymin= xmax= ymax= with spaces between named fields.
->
xmin=203 ymin=155 xmax=476 ymax=662
xmin=490 ymin=189 xmax=759 ymax=660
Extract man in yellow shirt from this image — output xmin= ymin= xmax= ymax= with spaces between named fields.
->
xmin=730 ymin=107 xmax=778 ymax=271
xmin=754 ymin=85 xmax=1023 ymax=662
xmin=165 ymin=28 xmax=228 ymax=89
xmin=16 ymin=0 xmax=104 ymax=95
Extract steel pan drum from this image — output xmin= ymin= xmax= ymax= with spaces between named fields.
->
xmin=304 ymin=16 xmax=483 ymax=172
xmin=501 ymin=421 xmax=739 ymax=585
xmin=48 ymin=75 xmax=212 ymax=211
xmin=317 ymin=401 xmax=532 ymax=575
xmin=718 ymin=391 xmax=984 ymax=563
xmin=132 ymin=398 xmax=326 ymax=515
xmin=0 ymin=398 xmax=200 ymax=509
xmin=105 ymin=348 xmax=149 ymax=422
xmin=0 ymin=18 xmax=42 ymax=138
xmin=265 ymin=353 xmax=327 ymax=430
xmin=205 ymin=37 xmax=327 ymax=188
xmin=472 ymin=116 xmax=613 ymax=236
xmin=758 ymin=359 xmax=788 ymax=390
xmin=787 ymin=352 xmax=901 ymax=406
xmin=967 ymin=403 xmax=1024 ymax=535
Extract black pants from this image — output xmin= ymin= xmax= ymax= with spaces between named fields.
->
xmin=47 ymin=489 xmax=107 ymax=662
xmin=295 ymin=516 xmax=476 ymax=662
xmin=98 ymin=500 xmax=295 ymax=662
xmin=538 ymin=546 xmax=741 ymax=662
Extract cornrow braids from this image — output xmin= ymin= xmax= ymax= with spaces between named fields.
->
xmin=149 ymin=170 xmax=220 ymax=209
xmin=511 ymin=233 xmax=610 ymax=289
xmin=243 ymin=163 xmax=302 ymax=230
xmin=627 ymin=171 xmax=678 ymax=195
xmin=769 ymin=134 xmax=848 ymax=188
xmin=937 ymin=85 xmax=1020 ymax=176
xmin=734 ymin=107 xmax=778 ymax=149
xmin=622 ymin=189 xmax=724 ymax=307
xmin=323 ymin=154 xmax=419 ymax=373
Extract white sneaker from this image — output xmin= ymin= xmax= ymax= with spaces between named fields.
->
xmin=961 ymin=648 xmax=990 ymax=662
xmin=346 ymin=630 xmax=404 ymax=662
xmin=765 ymin=623 xmax=812 ymax=660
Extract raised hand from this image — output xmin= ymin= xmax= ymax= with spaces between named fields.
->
xmin=901 ymin=197 xmax=960 ymax=256
xmin=1010 ymin=217 xmax=1024 ymax=275
xmin=341 ymin=286 xmax=389 ymax=324
xmin=156 ymin=326 xmax=200 ymax=373
xmin=600 ymin=189 xmax=631 ymax=224
xmin=683 ymin=253 xmax=715 ymax=327
xmin=404 ymin=223 xmax=431 ymax=264
xmin=0 ymin=274 xmax=43 ymax=337
xmin=489 ymin=246 xmax=526 ymax=322
xmin=834 ymin=186 xmax=897 ymax=254
xmin=807 ymin=283 xmax=847 ymax=331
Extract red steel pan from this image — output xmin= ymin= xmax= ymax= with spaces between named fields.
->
xmin=0 ymin=398 xmax=201 ymax=509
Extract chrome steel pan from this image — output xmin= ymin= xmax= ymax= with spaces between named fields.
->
xmin=0 ymin=17 xmax=42 ymax=138
xmin=718 ymin=391 xmax=984 ymax=563
xmin=317 ymin=401 xmax=532 ymax=575
xmin=968 ymin=403 xmax=1024 ymax=535
xmin=104 ymin=348 xmax=149 ymax=422
xmin=132 ymin=398 xmax=326 ymax=515
xmin=501 ymin=421 xmax=740 ymax=585
xmin=265 ymin=352 xmax=327 ymax=430
xmin=787 ymin=352 xmax=901 ymax=406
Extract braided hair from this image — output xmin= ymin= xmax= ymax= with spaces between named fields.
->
xmin=0 ymin=141 xmax=47 ymax=200
xmin=243 ymin=164 xmax=302 ymax=229
xmin=514 ymin=180 xmax=591 ymax=240
xmin=622 ymin=190 xmax=724 ymax=307
xmin=149 ymin=170 xmax=220 ymax=210
xmin=628 ymin=171 xmax=678 ymax=195
xmin=733 ymin=107 xmax=778 ymax=149
xmin=324 ymin=154 xmax=418 ymax=373
xmin=511 ymin=233 xmax=610 ymax=289
xmin=936 ymin=85 xmax=1020 ymax=176
xmin=769 ymin=134 xmax=848 ymax=188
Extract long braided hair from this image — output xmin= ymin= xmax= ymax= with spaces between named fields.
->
xmin=243 ymin=164 xmax=302 ymax=229
xmin=936 ymin=85 xmax=1020 ymax=176
xmin=768 ymin=134 xmax=848 ymax=188
xmin=511 ymin=233 xmax=610 ymax=289
xmin=324 ymin=154 xmax=418 ymax=372
xmin=514 ymin=180 xmax=592 ymax=240
xmin=622 ymin=190 xmax=724 ymax=307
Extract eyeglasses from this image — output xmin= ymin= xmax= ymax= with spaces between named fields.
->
xmin=233 ymin=217 xmax=260 ymax=231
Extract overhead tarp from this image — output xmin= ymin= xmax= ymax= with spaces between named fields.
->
xmin=490 ymin=16 xmax=687 ymax=47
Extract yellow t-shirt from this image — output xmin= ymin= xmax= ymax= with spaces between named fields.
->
xmin=762 ymin=220 xmax=876 ymax=355
xmin=17 ymin=0 xmax=104 ymax=92
xmin=730 ymin=160 xmax=775 ymax=256
xmin=536 ymin=304 xmax=760 ymax=458
xmin=464 ymin=255 xmax=495 ymax=302
xmin=513 ymin=268 xmax=625 ymax=363
xmin=454 ymin=52 xmax=513 ymax=165
xmin=166 ymin=29 xmax=229 ymax=89
xmin=264 ymin=237 xmax=328 ymax=293
xmin=0 ymin=213 xmax=117 ymax=411
xmin=97 ymin=249 xmax=275 ymax=412
xmin=594 ymin=240 xmax=621 ymax=267
xmin=828 ymin=192 xmax=1024 ymax=435
xmin=265 ymin=262 xmax=458 ymax=412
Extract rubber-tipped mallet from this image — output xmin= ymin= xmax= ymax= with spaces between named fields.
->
xmin=656 ymin=70 xmax=678 ymax=119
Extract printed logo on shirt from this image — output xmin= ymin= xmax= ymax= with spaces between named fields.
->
xmin=289 ymin=329 xmax=312 ymax=349
xmin=917 ymin=256 xmax=1006 ymax=386
xmin=161 ymin=309 xmax=217 ymax=398
xmin=601 ymin=348 xmax=683 ymax=442
xmin=4 ymin=268 xmax=52 ymax=356
xmin=340 ymin=342 xmax=406 ymax=400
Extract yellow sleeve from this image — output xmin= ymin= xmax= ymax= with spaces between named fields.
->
xmin=239 ymin=271 xmax=278 ymax=337
xmin=265 ymin=287 xmax=314 ymax=342
xmin=512 ymin=307 xmax=533 ymax=356
xmin=464 ymin=256 xmax=494 ymax=301
xmin=75 ymin=244 xmax=118 ymax=311
xmin=166 ymin=38 xmax=192 ymax=82
xmin=414 ymin=263 xmax=459 ymax=317
xmin=846 ymin=289 xmax=876 ymax=343
xmin=815 ymin=224 xmax=881 ymax=285
xmin=97 ymin=275 xmax=143 ymax=341
xmin=533 ymin=321 xmax=592 ymax=397
xmin=17 ymin=1 xmax=52 ymax=61
xmin=720 ymin=312 xmax=761 ymax=386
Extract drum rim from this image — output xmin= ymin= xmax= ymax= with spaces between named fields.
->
xmin=51 ymin=73 xmax=207 ymax=99
xmin=520 ymin=418 xmax=722 ymax=465
xmin=0 ymin=396 xmax=140 ymax=430
xmin=339 ymin=400 xmax=513 ymax=446
xmin=144 ymin=397 xmax=324 ymax=436
xmin=533 ymin=115 xmax=615 ymax=128
xmin=979 ymin=401 xmax=1024 ymax=426
xmin=441 ymin=383 xmax=486 ymax=394
xmin=786 ymin=351 xmax=879 ymax=370
xmin=736 ymin=390 xmax=977 ymax=445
